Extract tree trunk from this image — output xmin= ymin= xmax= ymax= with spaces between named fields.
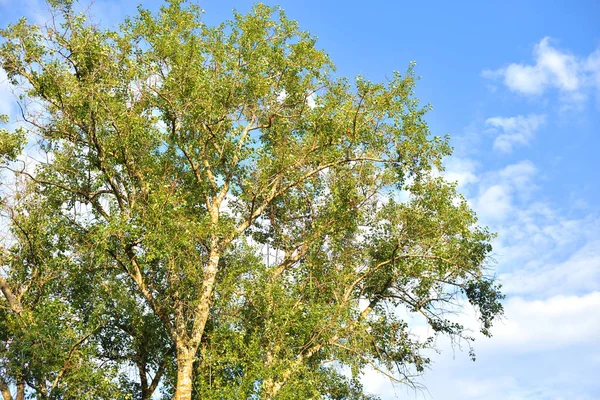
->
xmin=141 ymin=388 xmax=151 ymax=400
xmin=0 ymin=378 xmax=13 ymax=400
xmin=15 ymin=381 xmax=24 ymax=400
xmin=173 ymin=351 xmax=194 ymax=400
xmin=139 ymin=369 xmax=151 ymax=400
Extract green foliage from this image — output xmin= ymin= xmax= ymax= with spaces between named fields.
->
xmin=0 ymin=115 xmax=26 ymax=163
xmin=0 ymin=1 xmax=503 ymax=399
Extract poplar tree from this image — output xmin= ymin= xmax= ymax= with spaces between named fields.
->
xmin=0 ymin=1 xmax=503 ymax=398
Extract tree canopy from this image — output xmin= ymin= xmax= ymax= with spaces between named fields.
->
xmin=0 ymin=1 xmax=503 ymax=399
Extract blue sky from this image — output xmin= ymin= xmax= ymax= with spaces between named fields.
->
xmin=1 ymin=0 xmax=599 ymax=399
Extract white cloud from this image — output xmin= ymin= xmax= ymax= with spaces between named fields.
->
xmin=420 ymin=289 xmax=600 ymax=354
xmin=483 ymin=37 xmax=600 ymax=107
xmin=489 ymin=204 xmax=600 ymax=282
xmin=500 ymin=238 xmax=600 ymax=297
xmin=489 ymin=292 xmax=600 ymax=351
xmin=485 ymin=114 xmax=545 ymax=153
xmin=485 ymin=37 xmax=580 ymax=96
xmin=0 ymin=70 xmax=15 ymax=116
xmin=476 ymin=185 xmax=512 ymax=221
xmin=496 ymin=160 xmax=537 ymax=188
xmin=473 ymin=179 xmax=599 ymax=300
xmin=473 ymin=160 xmax=537 ymax=222
xmin=458 ymin=156 xmax=600 ymax=298
xmin=442 ymin=157 xmax=478 ymax=188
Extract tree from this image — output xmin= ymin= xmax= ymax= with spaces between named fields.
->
xmin=0 ymin=1 xmax=504 ymax=399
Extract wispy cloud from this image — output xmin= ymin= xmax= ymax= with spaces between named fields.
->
xmin=485 ymin=114 xmax=546 ymax=153
xmin=473 ymin=160 xmax=537 ymax=222
xmin=499 ymin=235 xmax=600 ymax=297
xmin=389 ymin=147 xmax=600 ymax=399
